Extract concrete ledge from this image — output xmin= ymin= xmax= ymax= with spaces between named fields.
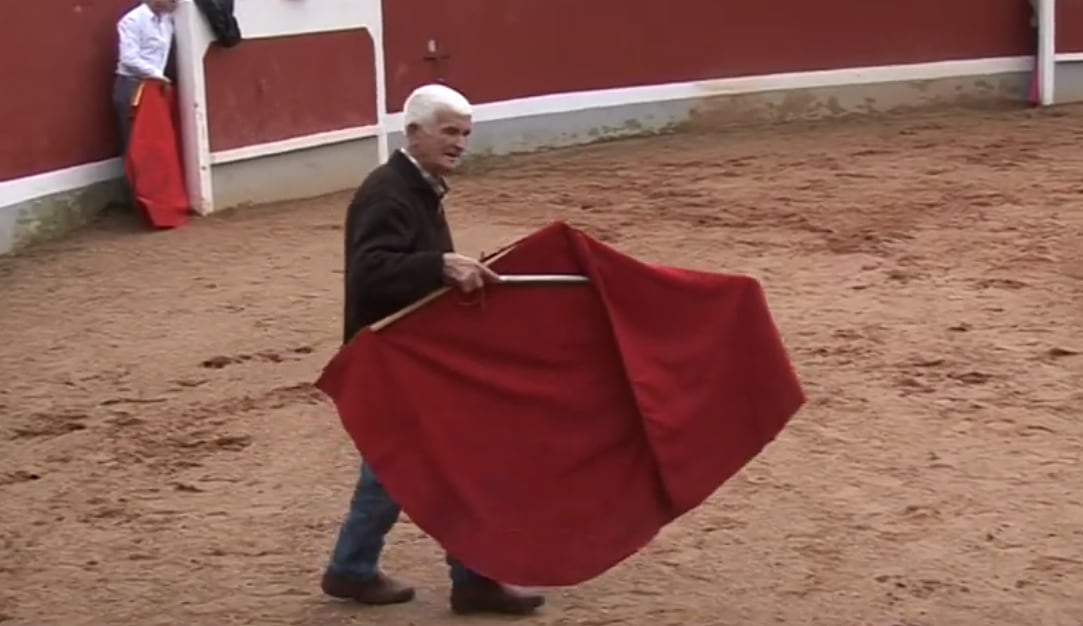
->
xmin=390 ymin=70 xmax=1030 ymax=162
xmin=0 ymin=179 xmax=123 ymax=256
xmin=681 ymin=71 xmax=1029 ymax=130
xmin=388 ymin=99 xmax=688 ymax=158
xmin=210 ymin=136 xmax=381 ymax=210
xmin=1053 ymin=61 xmax=1083 ymax=103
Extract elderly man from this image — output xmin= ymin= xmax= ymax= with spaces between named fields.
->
xmin=320 ymin=84 xmax=547 ymax=616
xmin=114 ymin=0 xmax=176 ymax=152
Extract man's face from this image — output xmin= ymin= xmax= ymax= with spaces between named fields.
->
xmin=148 ymin=0 xmax=177 ymax=13
xmin=406 ymin=108 xmax=472 ymax=176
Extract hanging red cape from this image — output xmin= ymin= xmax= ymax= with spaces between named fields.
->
xmin=125 ymin=80 xmax=191 ymax=229
xmin=315 ymin=222 xmax=805 ymax=586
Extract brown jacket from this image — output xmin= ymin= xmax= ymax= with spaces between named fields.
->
xmin=342 ymin=150 xmax=453 ymax=343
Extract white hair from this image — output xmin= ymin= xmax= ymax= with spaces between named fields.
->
xmin=403 ymin=84 xmax=472 ymax=128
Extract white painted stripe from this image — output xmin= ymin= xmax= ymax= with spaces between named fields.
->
xmin=384 ymin=56 xmax=1032 ymax=127
xmin=210 ymin=125 xmax=381 ymax=164
xmin=0 ymin=56 xmax=1033 ymax=210
xmin=1040 ymin=0 xmax=1057 ymax=105
xmin=0 ymin=158 xmax=121 ymax=209
xmin=175 ymin=0 xmax=214 ymax=214
xmin=1055 ymin=52 xmax=1083 ymax=62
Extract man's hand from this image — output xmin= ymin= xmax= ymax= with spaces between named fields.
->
xmin=442 ymin=253 xmax=500 ymax=293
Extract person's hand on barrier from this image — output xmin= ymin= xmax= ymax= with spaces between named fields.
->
xmin=442 ymin=253 xmax=500 ymax=293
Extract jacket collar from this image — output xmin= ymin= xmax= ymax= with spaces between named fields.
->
xmin=389 ymin=149 xmax=449 ymax=199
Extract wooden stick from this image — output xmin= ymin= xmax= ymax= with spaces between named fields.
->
xmin=368 ymin=288 xmax=449 ymax=332
xmin=368 ymin=245 xmax=521 ymax=333
xmin=497 ymin=274 xmax=588 ymax=284
xmin=131 ymin=81 xmax=145 ymax=108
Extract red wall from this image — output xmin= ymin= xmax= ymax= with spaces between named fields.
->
xmin=0 ymin=0 xmax=1037 ymax=184
xmin=203 ymin=30 xmax=377 ymax=152
xmin=0 ymin=0 xmax=135 ymax=181
xmin=1057 ymin=0 xmax=1083 ymax=52
xmin=381 ymin=0 xmax=1034 ymax=111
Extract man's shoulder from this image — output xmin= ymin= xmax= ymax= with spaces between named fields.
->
xmin=346 ymin=162 xmax=406 ymax=215
xmin=354 ymin=159 xmax=410 ymax=200
xmin=119 ymin=3 xmax=148 ymax=25
xmin=360 ymin=159 xmax=398 ymax=185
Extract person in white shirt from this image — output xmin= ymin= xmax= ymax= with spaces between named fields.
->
xmin=113 ymin=0 xmax=177 ymax=153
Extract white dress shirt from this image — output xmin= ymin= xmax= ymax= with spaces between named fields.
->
xmin=116 ymin=3 xmax=174 ymax=80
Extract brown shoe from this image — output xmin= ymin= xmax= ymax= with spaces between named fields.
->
xmin=450 ymin=579 xmax=545 ymax=615
xmin=321 ymin=570 xmax=415 ymax=605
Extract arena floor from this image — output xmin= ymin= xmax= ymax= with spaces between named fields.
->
xmin=1 ymin=104 xmax=1082 ymax=626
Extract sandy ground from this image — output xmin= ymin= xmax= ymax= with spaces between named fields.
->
xmin=2 ymin=104 xmax=1082 ymax=626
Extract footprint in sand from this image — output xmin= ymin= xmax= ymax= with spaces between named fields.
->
xmin=7 ymin=412 xmax=87 ymax=440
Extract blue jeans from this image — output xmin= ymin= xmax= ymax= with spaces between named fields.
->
xmin=326 ymin=461 xmax=484 ymax=586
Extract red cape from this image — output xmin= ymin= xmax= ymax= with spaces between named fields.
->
xmin=125 ymin=81 xmax=190 ymax=229
xmin=316 ymin=222 xmax=805 ymax=586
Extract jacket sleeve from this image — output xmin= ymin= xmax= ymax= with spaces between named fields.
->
xmin=117 ymin=17 xmax=167 ymax=80
xmin=345 ymin=194 xmax=446 ymax=308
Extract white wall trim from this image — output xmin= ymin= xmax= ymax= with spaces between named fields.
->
xmin=1055 ymin=52 xmax=1083 ymax=62
xmin=0 ymin=158 xmax=121 ymax=210
xmin=175 ymin=0 xmax=214 ymax=215
xmin=210 ymin=125 xmax=381 ymax=164
xmin=384 ymin=56 xmax=1032 ymax=128
xmin=0 ymin=55 xmax=1034 ymax=210
xmin=1038 ymin=0 xmax=1057 ymax=105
